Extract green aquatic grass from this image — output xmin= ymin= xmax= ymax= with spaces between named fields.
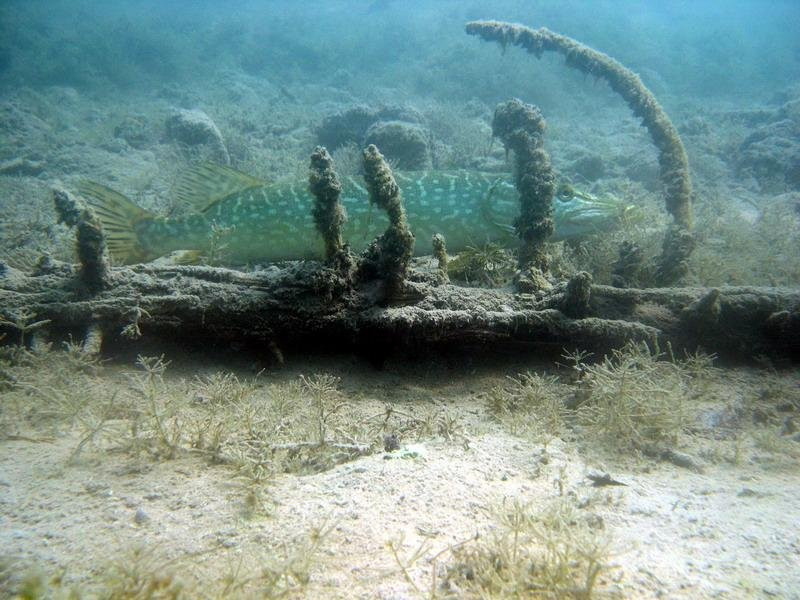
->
xmin=485 ymin=372 xmax=567 ymax=437
xmin=442 ymin=499 xmax=612 ymax=599
xmin=2 ymin=521 xmax=334 ymax=599
xmin=1 ymin=345 xmax=376 ymax=473
xmin=688 ymin=192 xmax=800 ymax=286
xmin=448 ymin=243 xmax=515 ymax=287
xmin=0 ymin=339 xmax=105 ymax=438
xmin=487 ymin=342 xmax=722 ymax=454
xmin=572 ymin=342 xmax=690 ymax=450
xmin=389 ymin=498 xmax=614 ymax=600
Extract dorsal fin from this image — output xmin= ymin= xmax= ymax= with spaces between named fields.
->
xmin=173 ymin=163 xmax=265 ymax=213
xmin=77 ymin=181 xmax=154 ymax=265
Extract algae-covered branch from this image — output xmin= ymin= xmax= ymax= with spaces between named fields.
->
xmin=466 ymin=20 xmax=694 ymax=285
xmin=491 ymin=99 xmax=555 ymax=291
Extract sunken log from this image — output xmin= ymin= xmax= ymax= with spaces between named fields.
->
xmin=1 ymin=257 xmax=798 ymax=363
xmin=3 ymin=152 xmax=797 ymax=364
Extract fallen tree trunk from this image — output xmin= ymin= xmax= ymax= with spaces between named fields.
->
xmin=1 ymin=259 xmax=798 ymax=363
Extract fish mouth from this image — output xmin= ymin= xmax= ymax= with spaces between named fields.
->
xmin=558 ymin=194 xmax=633 ymax=223
xmin=552 ymin=190 xmax=641 ymax=240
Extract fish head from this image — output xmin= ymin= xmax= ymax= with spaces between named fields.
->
xmin=552 ymin=189 xmax=638 ymax=240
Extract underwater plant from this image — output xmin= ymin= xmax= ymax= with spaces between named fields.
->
xmin=2 ymin=522 xmax=335 ymax=599
xmin=192 ymin=370 xmax=259 ymax=407
xmin=0 ymin=308 xmax=51 ymax=348
xmin=488 ymin=342 xmax=722 ymax=458
xmin=688 ymin=192 xmax=800 ymax=286
xmin=431 ymin=499 xmax=612 ymax=599
xmin=221 ymin=373 xmax=373 ymax=477
xmin=124 ymin=354 xmax=186 ymax=460
xmin=300 ymin=373 xmax=349 ymax=447
xmin=485 ymin=372 xmax=566 ymax=437
xmin=570 ymin=342 xmax=690 ymax=450
xmin=199 ymin=222 xmax=236 ymax=266
xmin=0 ymin=339 xmax=103 ymax=437
xmin=447 ymin=243 xmax=515 ymax=287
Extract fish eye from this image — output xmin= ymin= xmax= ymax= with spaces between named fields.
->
xmin=556 ymin=182 xmax=575 ymax=197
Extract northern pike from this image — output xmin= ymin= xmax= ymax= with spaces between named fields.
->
xmin=77 ymin=163 xmax=632 ymax=265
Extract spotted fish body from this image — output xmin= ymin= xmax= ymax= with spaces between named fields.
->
xmin=80 ymin=167 xmax=629 ymax=265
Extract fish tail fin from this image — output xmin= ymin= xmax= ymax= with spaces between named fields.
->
xmin=77 ymin=181 xmax=154 ymax=265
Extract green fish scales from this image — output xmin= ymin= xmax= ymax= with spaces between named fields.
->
xmin=79 ymin=165 xmax=628 ymax=266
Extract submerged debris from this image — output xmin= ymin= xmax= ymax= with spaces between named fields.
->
xmin=360 ymin=144 xmax=415 ymax=300
xmin=53 ymin=186 xmax=110 ymax=294
xmin=492 ymin=98 xmax=555 ymax=291
xmin=587 ymin=472 xmax=628 ymax=487
xmin=308 ymin=146 xmax=349 ymax=269
xmin=467 ymin=20 xmax=693 ymax=285
xmin=431 ymin=233 xmax=449 ymax=282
